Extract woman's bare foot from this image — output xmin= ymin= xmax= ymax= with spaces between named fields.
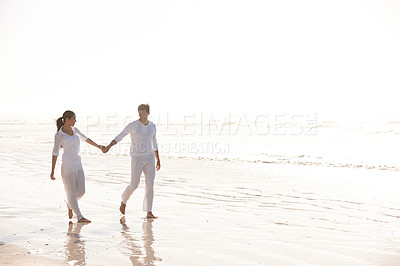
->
xmin=65 ymin=201 xmax=73 ymax=219
xmin=78 ymin=217 xmax=91 ymax=223
xmin=120 ymin=202 xmax=126 ymax=215
xmin=146 ymin=212 xmax=158 ymax=219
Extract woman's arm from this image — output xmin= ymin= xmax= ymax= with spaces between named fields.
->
xmin=74 ymin=128 xmax=104 ymax=151
xmin=51 ymin=133 xmax=62 ymax=180
xmin=50 ymin=155 xmax=57 ymax=180
xmin=86 ymin=138 xmax=104 ymax=151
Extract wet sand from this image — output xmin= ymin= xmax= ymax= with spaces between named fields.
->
xmin=1 ymin=147 xmax=400 ymax=265
xmin=0 ymin=242 xmax=68 ymax=265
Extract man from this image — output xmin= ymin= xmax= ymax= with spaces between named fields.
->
xmin=104 ymin=104 xmax=160 ymax=219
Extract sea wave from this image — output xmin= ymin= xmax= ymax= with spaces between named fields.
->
xmin=158 ymin=153 xmax=399 ymax=172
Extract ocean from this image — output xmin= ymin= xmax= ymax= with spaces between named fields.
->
xmin=1 ymin=112 xmax=399 ymax=172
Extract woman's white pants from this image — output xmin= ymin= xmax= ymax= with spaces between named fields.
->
xmin=122 ymin=154 xmax=156 ymax=212
xmin=61 ymin=164 xmax=85 ymax=220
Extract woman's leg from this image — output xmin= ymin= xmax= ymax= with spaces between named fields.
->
xmin=61 ymin=165 xmax=83 ymax=220
xmin=76 ymin=166 xmax=86 ymax=200
xmin=75 ymin=166 xmax=90 ymax=223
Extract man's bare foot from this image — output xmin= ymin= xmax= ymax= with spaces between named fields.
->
xmin=120 ymin=202 xmax=126 ymax=215
xmin=78 ymin=217 xmax=91 ymax=223
xmin=146 ymin=212 xmax=158 ymax=219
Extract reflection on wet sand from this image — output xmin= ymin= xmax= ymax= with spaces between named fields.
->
xmin=120 ymin=217 xmax=162 ymax=265
xmin=65 ymin=222 xmax=88 ymax=266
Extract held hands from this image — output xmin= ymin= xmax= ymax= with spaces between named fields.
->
xmin=101 ymin=145 xmax=111 ymax=154
xmin=96 ymin=145 xmax=109 ymax=153
xmin=95 ymin=143 xmax=111 ymax=153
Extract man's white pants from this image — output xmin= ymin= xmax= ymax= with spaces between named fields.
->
xmin=61 ymin=164 xmax=85 ymax=220
xmin=122 ymin=154 xmax=156 ymax=212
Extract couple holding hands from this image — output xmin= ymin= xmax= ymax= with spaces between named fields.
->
xmin=50 ymin=104 xmax=160 ymax=223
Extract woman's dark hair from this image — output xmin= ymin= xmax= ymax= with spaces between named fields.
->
xmin=56 ymin=110 xmax=75 ymax=131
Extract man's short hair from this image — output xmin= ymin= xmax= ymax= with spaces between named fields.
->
xmin=138 ymin=104 xmax=150 ymax=113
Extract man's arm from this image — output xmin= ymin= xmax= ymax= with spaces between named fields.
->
xmin=103 ymin=123 xmax=132 ymax=153
xmin=152 ymin=125 xmax=160 ymax=170
xmin=154 ymin=150 xmax=160 ymax=171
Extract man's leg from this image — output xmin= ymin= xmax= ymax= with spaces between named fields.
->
xmin=143 ymin=156 xmax=156 ymax=218
xmin=120 ymin=156 xmax=144 ymax=214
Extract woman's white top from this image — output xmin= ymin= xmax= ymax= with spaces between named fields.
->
xmin=114 ymin=120 xmax=158 ymax=156
xmin=52 ymin=127 xmax=88 ymax=165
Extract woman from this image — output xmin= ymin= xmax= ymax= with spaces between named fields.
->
xmin=50 ymin=110 xmax=103 ymax=223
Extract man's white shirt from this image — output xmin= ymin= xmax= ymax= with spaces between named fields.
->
xmin=114 ymin=120 xmax=158 ymax=156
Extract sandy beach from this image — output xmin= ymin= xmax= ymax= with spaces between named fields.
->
xmin=1 ymin=142 xmax=400 ymax=265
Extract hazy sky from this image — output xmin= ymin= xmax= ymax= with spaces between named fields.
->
xmin=1 ymin=0 xmax=399 ymax=118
